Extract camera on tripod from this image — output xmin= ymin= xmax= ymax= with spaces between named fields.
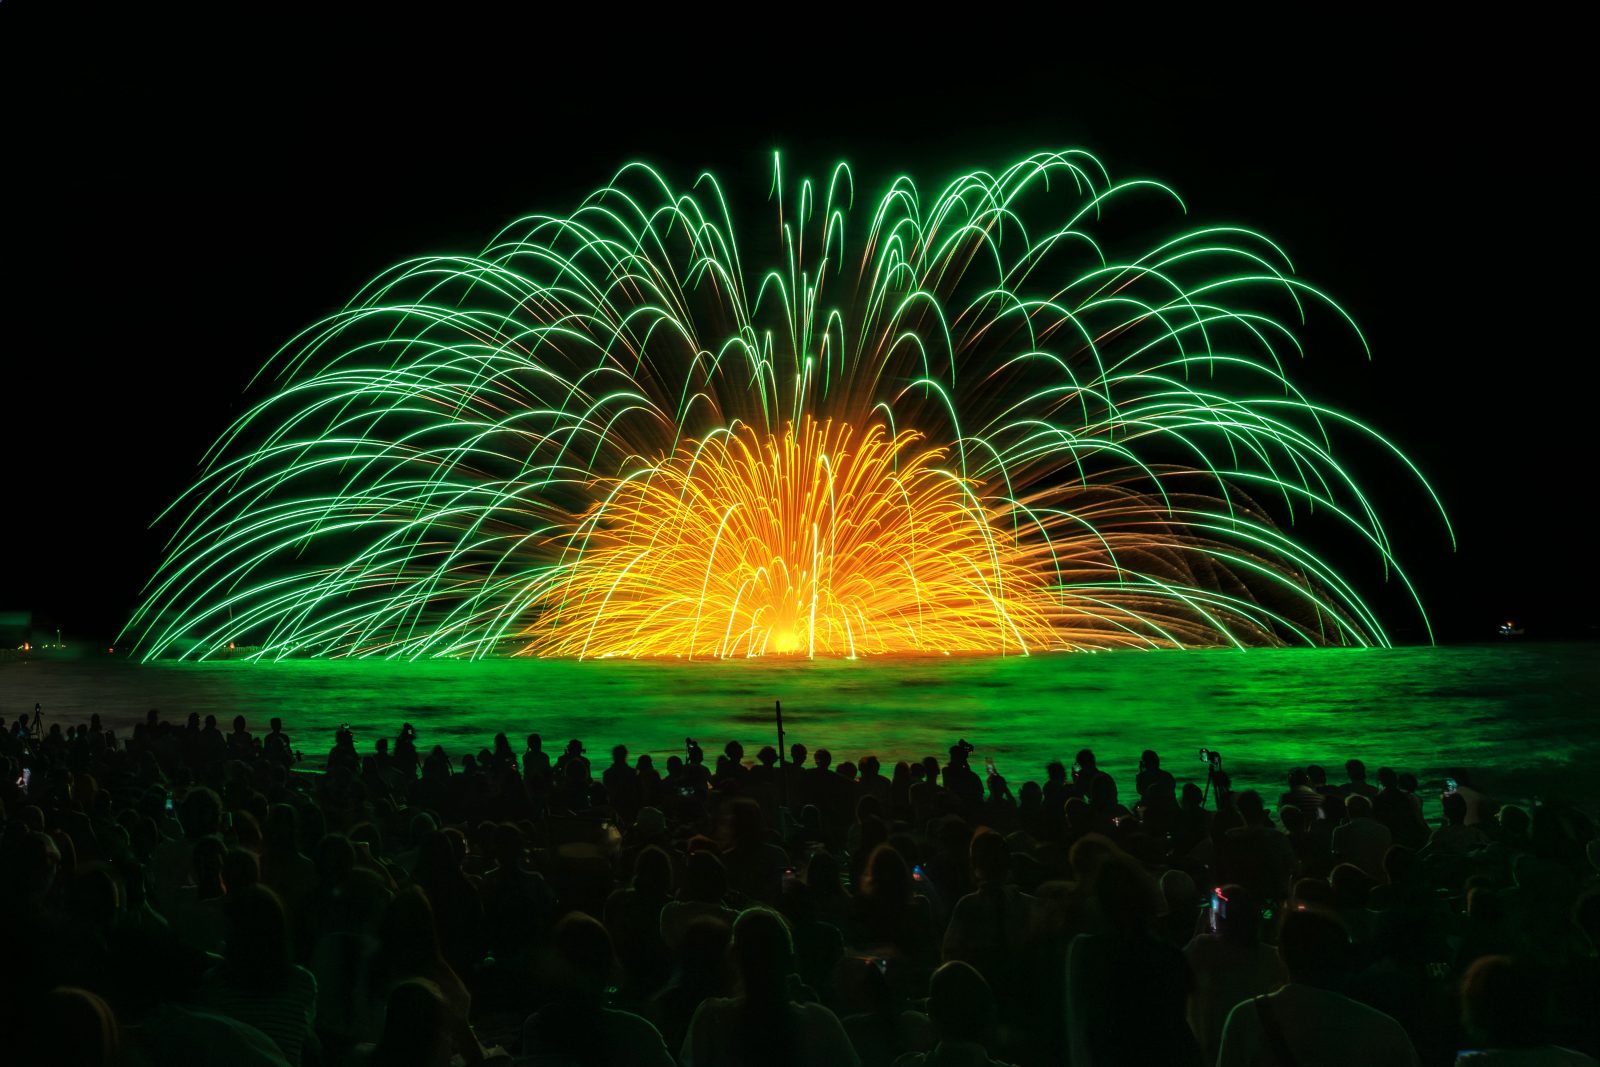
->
xmin=1198 ymin=747 xmax=1222 ymax=768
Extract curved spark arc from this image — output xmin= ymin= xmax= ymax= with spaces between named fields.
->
xmin=123 ymin=151 xmax=1449 ymax=661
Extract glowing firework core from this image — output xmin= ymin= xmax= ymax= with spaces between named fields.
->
xmin=528 ymin=418 xmax=1055 ymax=658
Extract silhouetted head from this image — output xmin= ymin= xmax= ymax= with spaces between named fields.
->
xmin=804 ymin=849 xmax=843 ymax=895
xmin=222 ymin=884 xmax=293 ymax=989
xmin=1346 ymin=793 xmax=1373 ymax=820
xmin=179 ymin=786 xmax=222 ymax=840
xmin=862 ymin=843 xmax=913 ymax=906
xmin=611 ymin=745 xmax=628 ymax=765
xmin=1288 ymin=768 xmax=1309 ymax=789
xmin=684 ymin=850 xmax=728 ymax=903
xmin=1046 ymin=760 xmax=1067 ymax=784
xmin=633 ymin=844 xmax=672 ymax=897
xmin=814 ymin=749 xmax=832 ymax=771
xmin=1377 ymin=767 xmax=1398 ymax=789
xmin=728 ymin=797 xmax=765 ymax=848
xmin=269 ymin=717 xmax=282 ymax=733
xmin=1236 ymin=790 xmax=1267 ymax=825
xmin=371 ymin=979 xmax=451 ymax=1067
xmin=36 ymin=987 xmax=119 ymax=1067
xmin=1074 ymin=749 xmax=1097 ymax=774
xmin=1092 ymin=852 xmax=1162 ymax=936
xmin=928 ymin=960 xmax=996 ymax=1044
xmin=379 ymin=885 xmax=445 ymax=974
xmin=1279 ymin=909 xmax=1352 ymax=987
xmin=1306 ymin=764 xmax=1328 ymax=786
xmin=1442 ymin=791 xmax=1468 ymax=826
xmin=970 ymin=829 xmax=1009 ymax=886
xmin=1345 ymin=759 xmax=1367 ymax=783
xmin=789 ymin=743 xmax=807 ymax=766
xmin=1140 ymin=750 xmax=1160 ymax=771
xmin=551 ymin=912 xmax=615 ymax=1001
xmin=731 ymin=907 xmax=794 ymax=1001
xmin=1461 ymin=954 xmax=1550 ymax=1049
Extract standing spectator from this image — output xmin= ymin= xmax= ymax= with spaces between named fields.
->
xmin=1342 ymin=759 xmax=1378 ymax=799
xmin=1332 ymin=793 xmax=1394 ymax=881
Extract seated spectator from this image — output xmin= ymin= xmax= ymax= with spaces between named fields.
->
xmin=522 ymin=912 xmax=674 ymax=1066
xmin=723 ymin=796 xmax=789 ymax=904
xmin=368 ymin=886 xmax=473 ymax=1030
xmin=662 ymin=851 xmax=738 ymax=951
xmin=649 ymin=916 xmax=734 ymax=1055
xmin=1066 ymin=851 xmax=1201 ymax=1065
xmin=350 ymin=979 xmax=472 ymax=1067
xmin=168 ymin=834 xmax=230 ymax=954
xmin=681 ymin=907 xmax=859 ymax=1066
xmin=30 ymin=986 xmax=120 ymax=1067
xmin=1455 ymin=955 xmax=1598 ymax=1066
xmin=851 ymin=844 xmax=938 ymax=984
xmin=1216 ymin=909 xmax=1418 ymax=1066
xmin=605 ymin=843 xmax=674 ymax=999
xmin=942 ymin=829 xmax=1037 ymax=1001
xmin=842 ymin=957 xmax=934 ymax=1067
xmin=1427 ymin=792 xmax=1491 ymax=856
xmin=890 ymin=961 xmax=1013 ymax=1067
xmin=197 ymin=884 xmax=318 ymax=1065
xmin=1184 ymin=883 xmax=1287 ymax=1062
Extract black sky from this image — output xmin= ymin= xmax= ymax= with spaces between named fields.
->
xmin=2 ymin=17 xmax=1590 ymax=643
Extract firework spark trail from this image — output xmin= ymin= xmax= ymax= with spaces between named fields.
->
xmin=124 ymin=151 xmax=1451 ymax=660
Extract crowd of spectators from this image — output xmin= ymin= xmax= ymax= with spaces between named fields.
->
xmin=2 ymin=706 xmax=1598 ymax=1066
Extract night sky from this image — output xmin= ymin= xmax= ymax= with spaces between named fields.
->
xmin=3 ymin=18 xmax=1589 ymax=644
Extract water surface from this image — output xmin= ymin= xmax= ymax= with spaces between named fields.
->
xmin=3 ymin=644 xmax=1594 ymax=813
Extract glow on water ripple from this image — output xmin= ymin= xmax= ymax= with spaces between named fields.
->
xmin=2 ymin=645 xmax=1595 ymax=815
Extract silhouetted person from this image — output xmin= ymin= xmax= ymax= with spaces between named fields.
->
xmin=1184 ymin=884 xmax=1287 ymax=1062
xmin=1216 ymin=909 xmax=1418 ymax=1066
xmin=679 ymin=907 xmax=859 ymax=1066
xmin=1066 ymin=851 xmax=1201 ymax=1065
xmin=197 ymin=884 xmax=318 ymax=1065
xmin=522 ymin=912 xmax=674 ymax=1066
xmin=892 ymin=960 xmax=1014 ymax=1067
xmin=1455 ymin=954 xmax=1597 ymax=1066
xmin=1136 ymin=749 xmax=1175 ymax=800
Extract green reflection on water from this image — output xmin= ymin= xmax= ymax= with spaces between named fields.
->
xmin=4 ymin=645 xmax=1595 ymax=813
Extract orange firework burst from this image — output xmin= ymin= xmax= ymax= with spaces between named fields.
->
xmin=527 ymin=419 xmax=1057 ymax=658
